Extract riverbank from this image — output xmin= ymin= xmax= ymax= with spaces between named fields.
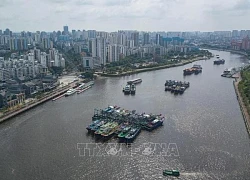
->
xmin=233 ymin=74 xmax=250 ymax=135
xmin=0 ymin=83 xmax=77 ymax=123
xmin=202 ymin=47 xmax=248 ymax=57
xmin=99 ymin=57 xmax=209 ymax=77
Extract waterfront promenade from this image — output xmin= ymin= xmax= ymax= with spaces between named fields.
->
xmin=0 ymin=82 xmax=77 ymax=123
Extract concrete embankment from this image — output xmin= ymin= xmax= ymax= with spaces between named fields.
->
xmin=233 ymin=76 xmax=250 ymax=135
xmin=0 ymin=85 xmax=71 ymax=123
xmin=100 ymin=58 xmax=206 ymax=77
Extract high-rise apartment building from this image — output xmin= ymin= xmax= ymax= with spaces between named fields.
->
xmin=143 ymin=33 xmax=150 ymax=45
xmin=131 ymin=32 xmax=139 ymax=47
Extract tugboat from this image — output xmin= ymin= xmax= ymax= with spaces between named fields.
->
xmin=163 ymin=170 xmax=180 ymax=177
xmin=130 ymin=84 xmax=136 ymax=95
xmin=123 ymin=84 xmax=131 ymax=95
xmin=125 ymin=127 xmax=141 ymax=143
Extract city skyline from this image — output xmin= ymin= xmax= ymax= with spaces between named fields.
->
xmin=0 ymin=0 xmax=250 ymax=32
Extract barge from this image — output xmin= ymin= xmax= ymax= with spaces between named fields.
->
xmin=127 ymin=78 xmax=142 ymax=85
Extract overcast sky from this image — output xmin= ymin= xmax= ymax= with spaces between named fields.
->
xmin=0 ymin=0 xmax=250 ymax=32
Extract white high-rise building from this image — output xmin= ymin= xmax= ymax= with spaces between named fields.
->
xmin=91 ymin=38 xmax=107 ymax=66
xmin=108 ymin=45 xmax=118 ymax=62
xmin=54 ymin=51 xmax=60 ymax=67
xmin=40 ymin=52 xmax=47 ymax=67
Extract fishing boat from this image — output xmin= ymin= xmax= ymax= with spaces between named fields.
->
xmin=94 ymin=122 xmax=113 ymax=137
xmin=171 ymin=85 xmax=176 ymax=93
xmin=127 ymin=78 xmax=142 ymax=85
xmin=163 ymin=170 xmax=180 ymax=177
xmin=179 ymin=87 xmax=186 ymax=94
xmin=90 ymin=121 xmax=106 ymax=133
xmin=144 ymin=117 xmax=164 ymax=131
xmin=125 ymin=127 xmax=141 ymax=142
xmin=124 ymin=84 xmax=131 ymax=95
xmin=174 ymin=86 xmax=181 ymax=94
xmin=130 ymin=84 xmax=136 ymax=94
xmin=192 ymin=64 xmax=202 ymax=74
xmin=214 ymin=55 xmax=225 ymax=65
xmin=183 ymin=68 xmax=194 ymax=75
xmin=101 ymin=122 xmax=119 ymax=140
xmin=86 ymin=120 xmax=100 ymax=132
xmin=118 ymin=126 xmax=131 ymax=142
xmin=65 ymin=89 xmax=76 ymax=96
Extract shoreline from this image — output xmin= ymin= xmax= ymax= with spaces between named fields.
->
xmin=0 ymin=83 xmax=75 ymax=124
xmin=202 ymin=47 xmax=248 ymax=57
xmin=233 ymin=76 xmax=250 ymax=135
xmin=99 ymin=57 xmax=209 ymax=77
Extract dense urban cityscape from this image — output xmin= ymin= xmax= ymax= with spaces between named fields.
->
xmin=0 ymin=27 xmax=250 ymax=110
xmin=1 ymin=26 xmax=250 ymax=179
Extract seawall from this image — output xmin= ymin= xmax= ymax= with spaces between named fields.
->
xmin=0 ymin=85 xmax=71 ymax=123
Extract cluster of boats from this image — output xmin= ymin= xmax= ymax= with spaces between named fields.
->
xmin=214 ymin=55 xmax=225 ymax=65
xmin=64 ymin=81 xmax=94 ymax=96
xmin=122 ymin=78 xmax=142 ymax=95
xmin=183 ymin=64 xmax=202 ymax=75
xmin=165 ymin=80 xmax=190 ymax=94
xmin=86 ymin=105 xmax=165 ymax=142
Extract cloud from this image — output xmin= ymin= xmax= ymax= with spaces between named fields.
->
xmin=0 ymin=0 xmax=249 ymax=32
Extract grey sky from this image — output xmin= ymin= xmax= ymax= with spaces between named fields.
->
xmin=0 ymin=0 xmax=249 ymax=32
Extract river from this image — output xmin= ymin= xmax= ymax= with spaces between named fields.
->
xmin=0 ymin=50 xmax=250 ymax=180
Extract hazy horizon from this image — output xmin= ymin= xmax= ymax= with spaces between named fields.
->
xmin=0 ymin=0 xmax=250 ymax=32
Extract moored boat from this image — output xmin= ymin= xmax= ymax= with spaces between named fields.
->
xmin=118 ymin=126 xmax=131 ymax=142
xmin=179 ymin=87 xmax=186 ymax=94
xmin=183 ymin=68 xmax=194 ymax=75
xmin=144 ymin=117 xmax=164 ymax=131
xmin=101 ymin=122 xmax=119 ymax=140
xmin=192 ymin=64 xmax=202 ymax=74
xmin=214 ymin=55 xmax=225 ymax=65
xmin=65 ymin=89 xmax=76 ymax=96
xmin=86 ymin=120 xmax=100 ymax=132
xmin=125 ymin=127 xmax=141 ymax=142
xmin=221 ymin=67 xmax=236 ymax=77
xmin=123 ymin=84 xmax=131 ymax=95
xmin=127 ymin=78 xmax=142 ymax=85
xmin=130 ymin=84 xmax=136 ymax=94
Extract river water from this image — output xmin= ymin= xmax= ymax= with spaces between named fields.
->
xmin=1 ymin=50 xmax=250 ymax=180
